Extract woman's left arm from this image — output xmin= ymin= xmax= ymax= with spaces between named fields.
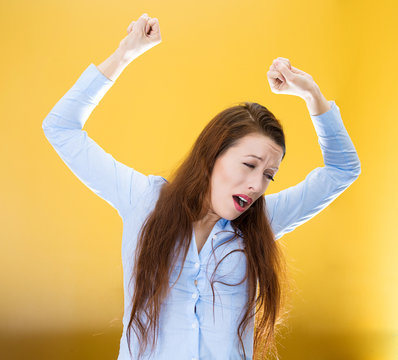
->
xmin=264 ymin=58 xmax=361 ymax=240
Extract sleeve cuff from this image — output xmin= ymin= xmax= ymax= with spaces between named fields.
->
xmin=72 ymin=63 xmax=115 ymax=105
xmin=309 ymin=100 xmax=345 ymax=137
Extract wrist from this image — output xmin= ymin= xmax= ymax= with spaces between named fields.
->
xmin=302 ymin=82 xmax=321 ymax=101
xmin=115 ymin=44 xmax=141 ymax=64
xmin=113 ymin=47 xmax=132 ymax=65
xmin=303 ymin=84 xmax=331 ymax=116
xmin=97 ymin=48 xmax=133 ymax=82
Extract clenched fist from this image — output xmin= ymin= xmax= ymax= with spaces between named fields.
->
xmin=267 ymin=57 xmax=316 ymax=100
xmin=118 ymin=13 xmax=162 ymax=62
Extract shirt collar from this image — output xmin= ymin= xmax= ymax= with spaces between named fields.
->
xmin=217 ymin=217 xmax=229 ymax=229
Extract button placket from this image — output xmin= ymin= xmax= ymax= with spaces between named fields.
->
xmin=193 ymin=262 xmax=200 ymax=291
xmin=192 ymin=259 xmax=201 ymax=318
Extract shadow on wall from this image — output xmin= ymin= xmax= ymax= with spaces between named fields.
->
xmin=0 ymin=329 xmax=393 ymax=359
xmin=0 ymin=330 xmax=122 ymax=360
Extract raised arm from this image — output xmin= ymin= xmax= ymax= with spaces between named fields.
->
xmin=42 ymin=14 xmax=162 ymax=219
xmin=264 ymin=58 xmax=361 ymax=240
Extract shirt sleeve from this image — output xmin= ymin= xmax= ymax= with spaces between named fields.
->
xmin=42 ymin=63 xmax=152 ymax=219
xmin=264 ymin=100 xmax=361 ymax=240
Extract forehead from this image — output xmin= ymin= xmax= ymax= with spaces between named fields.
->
xmin=230 ymin=133 xmax=283 ymax=158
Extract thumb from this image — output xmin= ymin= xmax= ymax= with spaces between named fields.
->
xmin=275 ymin=62 xmax=294 ymax=81
xmin=136 ymin=13 xmax=150 ymax=30
xmin=147 ymin=18 xmax=159 ymax=33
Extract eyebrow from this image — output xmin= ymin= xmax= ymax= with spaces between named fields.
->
xmin=245 ymin=155 xmax=279 ymax=170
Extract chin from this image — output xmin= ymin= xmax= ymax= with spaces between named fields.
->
xmin=226 ymin=212 xmax=242 ymax=221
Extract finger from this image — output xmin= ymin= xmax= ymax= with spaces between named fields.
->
xmin=145 ymin=15 xmax=152 ymax=31
xmin=267 ymin=69 xmax=281 ymax=79
xmin=267 ymin=70 xmax=286 ymax=83
xmin=275 ymin=62 xmax=293 ymax=80
xmin=270 ymin=59 xmax=289 ymax=71
xmin=290 ymin=65 xmax=306 ymax=75
xmin=273 ymin=59 xmax=290 ymax=71
xmin=269 ymin=63 xmax=278 ymax=72
xmin=276 ymin=57 xmax=291 ymax=69
xmin=127 ymin=21 xmax=135 ymax=33
xmin=277 ymin=57 xmax=290 ymax=63
xmin=136 ymin=13 xmax=149 ymax=28
xmin=270 ymin=63 xmax=285 ymax=77
xmin=148 ymin=18 xmax=159 ymax=32
xmin=148 ymin=18 xmax=158 ymax=25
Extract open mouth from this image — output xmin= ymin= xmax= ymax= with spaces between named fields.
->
xmin=232 ymin=195 xmax=249 ymax=211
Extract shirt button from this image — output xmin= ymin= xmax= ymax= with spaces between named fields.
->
xmin=192 ymin=322 xmax=197 ymax=328
xmin=192 ymin=293 xmax=197 ymax=299
xmin=194 ymin=262 xmax=199 ymax=269
xmin=212 ymin=234 xmax=217 ymax=240
xmin=194 ymin=279 xmax=198 ymax=286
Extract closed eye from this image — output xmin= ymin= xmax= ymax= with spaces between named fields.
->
xmin=243 ymin=163 xmax=275 ymax=181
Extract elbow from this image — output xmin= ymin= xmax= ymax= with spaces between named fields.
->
xmin=42 ymin=115 xmax=56 ymax=141
xmin=325 ymin=160 xmax=361 ymax=185
xmin=42 ymin=114 xmax=58 ymax=135
xmin=353 ymin=164 xmax=361 ymax=178
xmin=42 ymin=116 xmax=50 ymax=132
xmin=351 ymin=159 xmax=362 ymax=179
xmin=344 ymin=151 xmax=362 ymax=181
xmin=345 ymin=161 xmax=361 ymax=184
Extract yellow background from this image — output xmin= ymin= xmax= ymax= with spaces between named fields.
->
xmin=1 ymin=0 xmax=397 ymax=358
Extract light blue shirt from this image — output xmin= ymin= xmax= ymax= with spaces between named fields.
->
xmin=42 ymin=63 xmax=361 ymax=359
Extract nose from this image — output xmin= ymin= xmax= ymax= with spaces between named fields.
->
xmin=248 ymin=173 xmax=263 ymax=194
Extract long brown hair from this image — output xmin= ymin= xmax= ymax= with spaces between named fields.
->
xmin=127 ymin=101 xmax=291 ymax=359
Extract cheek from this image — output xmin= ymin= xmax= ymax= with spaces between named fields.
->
xmin=216 ymin=161 xmax=237 ymax=188
xmin=211 ymin=163 xmax=232 ymax=201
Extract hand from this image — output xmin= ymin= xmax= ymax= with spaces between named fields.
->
xmin=267 ymin=57 xmax=316 ymax=100
xmin=118 ymin=13 xmax=162 ymax=62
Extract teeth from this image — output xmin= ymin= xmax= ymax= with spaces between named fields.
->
xmin=234 ymin=195 xmax=249 ymax=208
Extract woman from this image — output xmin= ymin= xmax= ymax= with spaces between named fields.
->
xmin=42 ymin=13 xmax=361 ymax=360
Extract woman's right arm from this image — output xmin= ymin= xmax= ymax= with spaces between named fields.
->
xmin=96 ymin=45 xmax=139 ymax=82
xmin=42 ymin=59 xmax=151 ymax=219
xmin=42 ymin=14 xmax=163 ymax=219
xmin=97 ymin=13 xmax=161 ymax=82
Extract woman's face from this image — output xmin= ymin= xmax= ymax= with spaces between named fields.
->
xmin=209 ymin=133 xmax=284 ymax=221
